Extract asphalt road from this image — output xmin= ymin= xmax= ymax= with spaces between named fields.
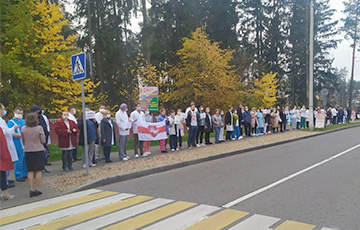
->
xmin=100 ymin=127 xmax=360 ymax=230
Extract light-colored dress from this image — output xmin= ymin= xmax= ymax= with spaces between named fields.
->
xmin=257 ymin=112 xmax=264 ymax=128
xmin=251 ymin=111 xmax=258 ymax=128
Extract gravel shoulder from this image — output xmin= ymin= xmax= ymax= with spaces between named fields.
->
xmin=42 ymin=131 xmax=318 ymax=193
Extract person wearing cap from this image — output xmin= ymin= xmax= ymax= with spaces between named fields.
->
xmin=94 ymin=105 xmax=106 ymax=162
xmin=116 ymin=103 xmax=131 ymax=161
xmin=0 ymin=103 xmax=19 ymax=188
xmin=30 ymin=105 xmax=50 ymax=173
xmin=7 ymin=107 xmax=28 ymax=182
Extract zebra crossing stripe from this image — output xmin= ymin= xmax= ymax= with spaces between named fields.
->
xmin=64 ymin=198 xmax=173 ymax=230
xmin=228 ymin=214 xmax=281 ymax=230
xmin=0 ymin=189 xmax=101 ymax=218
xmin=185 ymin=209 xmax=248 ymax=230
xmin=274 ymin=220 xmax=316 ymax=230
xmin=28 ymin=194 xmax=146 ymax=230
xmin=103 ymin=201 xmax=196 ymax=230
xmin=0 ymin=191 xmax=117 ymax=226
xmin=143 ymin=204 xmax=220 ymax=230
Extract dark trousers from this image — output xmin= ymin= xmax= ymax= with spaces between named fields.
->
xmin=240 ymin=123 xmax=243 ymax=136
xmin=205 ymin=133 xmax=210 ymax=144
xmin=196 ymin=126 xmax=205 ymax=144
xmin=333 ymin=116 xmax=337 ymax=124
xmin=61 ymin=150 xmax=72 ymax=169
xmin=178 ymin=131 xmax=182 ymax=148
xmin=170 ymin=135 xmax=177 ymax=150
xmin=72 ymin=147 xmax=78 ymax=160
xmin=0 ymin=171 xmax=7 ymax=191
xmin=280 ymin=123 xmax=284 ymax=132
xmin=226 ymin=131 xmax=232 ymax=140
xmin=188 ymin=126 xmax=198 ymax=147
xmin=133 ymin=134 xmax=144 ymax=155
xmin=244 ymin=123 xmax=251 ymax=136
xmin=103 ymin=146 xmax=111 ymax=162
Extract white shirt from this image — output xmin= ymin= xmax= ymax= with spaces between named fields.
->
xmin=300 ymin=108 xmax=307 ymax=117
xmin=68 ymin=113 xmax=77 ymax=124
xmin=291 ymin=109 xmax=298 ymax=118
xmin=185 ymin=107 xmax=198 ymax=115
xmin=130 ymin=110 xmax=145 ymax=134
xmin=115 ymin=110 xmax=131 ymax=136
xmin=95 ymin=112 xmax=103 ymax=124
xmin=331 ymin=108 xmax=338 ymax=116
xmin=0 ymin=117 xmax=18 ymax=162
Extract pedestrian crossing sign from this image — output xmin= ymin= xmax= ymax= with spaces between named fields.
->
xmin=71 ymin=52 xmax=86 ymax=80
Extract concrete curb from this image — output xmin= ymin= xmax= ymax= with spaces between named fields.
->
xmin=66 ymin=123 xmax=360 ymax=194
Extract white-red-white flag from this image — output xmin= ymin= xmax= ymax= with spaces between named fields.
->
xmin=138 ymin=120 xmax=167 ymax=141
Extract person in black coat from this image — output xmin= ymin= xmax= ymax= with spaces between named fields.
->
xmin=236 ymin=104 xmax=244 ymax=137
xmin=279 ymin=106 xmax=286 ymax=132
xmin=225 ymin=106 xmax=234 ymax=141
xmin=204 ymin=107 xmax=213 ymax=145
xmin=100 ymin=110 xmax=116 ymax=163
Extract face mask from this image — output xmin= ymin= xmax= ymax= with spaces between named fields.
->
xmin=178 ymin=111 xmax=181 ymax=115
xmin=2 ymin=110 xmax=7 ymax=116
xmin=221 ymin=112 xmax=224 ymax=115
xmin=73 ymin=109 xmax=76 ymax=115
xmin=206 ymin=110 xmax=210 ymax=113
xmin=137 ymin=107 xmax=141 ymax=111
xmin=100 ymin=108 xmax=105 ymax=113
xmin=145 ymin=111 xmax=150 ymax=114
xmin=200 ymin=108 xmax=203 ymax=111
xmin=42 ymin=110 xmax=45 ymax=115
xmin=245 ymin=109 xmax=248 ymax=111
xmin=171 ymin=113 xmax=175 ymax=116
xmin=125 ymin=109 xmax=128 ymax=112
xmin=63 ymin=115 xmax=69 ymax=120
xmin=106 ymin=114 xmax=111 ymax=118
xmin=14 ymin=113 xmax=23 ymax=119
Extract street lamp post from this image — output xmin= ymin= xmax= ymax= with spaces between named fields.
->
xmin=309 ymin=0 xmax=315 ymax=130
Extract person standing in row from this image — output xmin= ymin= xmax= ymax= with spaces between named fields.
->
xmin=225 ymin=106 xmax=234 ymax=141
xmin=279 ymin=107 xmax=286 ymax=132
xmin=157 ymin=108 xmax=169 ymax=153
xmin=300 ymin=105 xmax=307 ymax=129
xmin=186 ymin=105 xmax=199 ymax=148
xmin=1 ymin=103 xmax=19 ymax=189
xmin=130 ymin=103 xmax=145 ymax=158
xmin=21 ymin=113 xmax=45 ymax=197
xmin=94 ymin=105 xmax=106 ymax=162
xmin=291 ymin=106 xmax=298 ymax=130
xmin=243 ymin=106 xmax=251 ymax=137
xmin=68 ymin=106 xmax=80 ymax=162
xmin=116 ymin=103 xmax=131 ymax=161
xmin=232 ymin=109 xmax=240 ymax=140
xmin=175 ymin=109 xmax=185 ymax=150
xmin=168 ymin=110 xmax=177 ymax=151
xmin=204 ymin=107 xmax=213 ymax=144
xmin=100 ymin=110 xmax=116 ymax=163
xmin=257 ymin=108 xmax=264 ymax=135
xmin=219 ymin=110 xmax=225 ymax=142
xmin=212 ymin=109 xmax=222 ymax=143
xmin=0 ymin=128 xmax=15 ymax=200
xmin=251 ymin=107 xmax=258 ymax=136
xmin=8 ymin=107 xmax=27 ymax=182
xmin=54 ymin=111 xmax=79 ymax=171
xmin=78 ymin=111 xmax=98 ymax=168
xmin=143 ymin=108 xmax=153 ymax=155
xmin=236 ymin=104 xmax=244 ymax=139
xmin=196 ymin=105 xmax=206 ymax=147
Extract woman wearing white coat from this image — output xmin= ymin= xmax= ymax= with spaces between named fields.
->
xmin=0 ymin=103 xmax=19 ymax=188
xmin=115 ymin=103 xmax=132 ymax=161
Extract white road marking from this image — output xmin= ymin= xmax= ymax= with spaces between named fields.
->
xmin=228 ymin=214 xmax=280 ymax=230
xmin=64 ymin=198 xmax=173 ymax=230
xmin=1 ymin=193 xmax=134 ymax=230
xmin=143 ymin=204 xmax=220 ymax=230
xmin=223 ymin=144 xmax=360 ymax=208
xmin=320 ymin=228 xmax=339 ymax=230
xmin=0 ymin=189 xmax=102 ymax=218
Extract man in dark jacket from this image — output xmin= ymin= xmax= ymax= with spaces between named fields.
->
xmin=78 ymin=113 xmax=99 ymax=167
xmin=100 ymin=110 xmax=116 ymax=163
xmin=236 ymin=104 xmax=244 ymax=138
xmin=242 ymin=106 xmax=252 ymax=137
xmin=225 ymin=106 xmax=234 ymax=141
xmin=186 ymin=105 xmax=200 ymax=148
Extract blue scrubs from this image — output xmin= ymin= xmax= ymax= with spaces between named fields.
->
xmin=7 ymin=118 xmax=28 ymax=179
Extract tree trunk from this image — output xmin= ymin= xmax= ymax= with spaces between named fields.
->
xmin=87 ymin=0 xmax=94 ymax=81
xmin=349 ymin=14 xmax=358 ymax=110
xmin=142 ymin=0 xmax=151 ymax=63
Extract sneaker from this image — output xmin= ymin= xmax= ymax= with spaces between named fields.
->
xmin=201 ymin=143 xmax=206 ymax=147
xmin=90 ymin=163 xmax=96 ymax=167
xmin=188 ymin=146 xmax=192 ymax=149
xmin=161 ymin=150 xmax=168 ymax=153
xmin=196 ymin=144 xmax=201 ymax=147
xmin=122 ymin=157 xmax=129 ymax=161
xmin=63 ymin=167 xmax=70 ymax=171
xmin=141 ymin=153 xmax=148 ymax=157
xmin=125 ymin=156 xmax=130 ymax=160
xmin=82 ymin=164 xmax=87 ymax=168
xmin=232 ymin=138 xmax=235 ymax=141
xmin=147 ymin=152 xmax=152 ymax=155
xmin=238 ymin=136 xmax=243 ymax=140
xmin=1 ymin=193 xmax=14 ymax=200
xmin=135 ymin=154 xmax=139 ymax=158
xmin=34 ymin=190 xmax=42 ymax=196
xmin=171 ymin=149 xmax=175 ymax=151
xmin=29 ymin=190 xmax=35 ymax=198
xmin=176 ymin=148 xmax=180 ymax=151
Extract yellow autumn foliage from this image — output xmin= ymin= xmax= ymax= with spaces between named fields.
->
xmin=252 ymin=72 xmax=279 ymax=108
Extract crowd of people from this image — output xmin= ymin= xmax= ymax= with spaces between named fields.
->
xmin=0 ymin=101 xmax=358 ymax=200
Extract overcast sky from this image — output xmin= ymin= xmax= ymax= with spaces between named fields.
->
xmin=329 ymin=0 xmax=360 ymax=81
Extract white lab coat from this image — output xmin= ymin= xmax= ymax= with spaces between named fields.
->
xmin=115 ymin=110 xmax=131 ymax=136
xmin=130 ymin=110 xmax=145 ymax=134
xmin=0 ymin=117 xmax=18 ymax=162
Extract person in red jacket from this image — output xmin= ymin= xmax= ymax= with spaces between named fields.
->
xmin=0 ymin=128 xmax=15 ymax=200
xmin=54 ymin=111 xmax=79 ymax=171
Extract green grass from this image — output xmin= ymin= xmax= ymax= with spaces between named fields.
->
xmin=48 ymin=132 xmax=218 ymax=162
xmin=310 ymin=121 xmax=360 ymax=132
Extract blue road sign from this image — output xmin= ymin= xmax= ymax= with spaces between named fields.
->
xmin=71 ymin=52 xmax=86 ymax=81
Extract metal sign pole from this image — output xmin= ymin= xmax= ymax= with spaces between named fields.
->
xmin=81 ymin=79 xmax=89 ymax=175
xmin=309 ymin=0 xmax=315 ymax=131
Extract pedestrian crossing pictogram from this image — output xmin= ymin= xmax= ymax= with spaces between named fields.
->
xmin=0 ymin=189 xmax=339 ymax=230
xmin=73 ymin=56 xmax=85 ymax=75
